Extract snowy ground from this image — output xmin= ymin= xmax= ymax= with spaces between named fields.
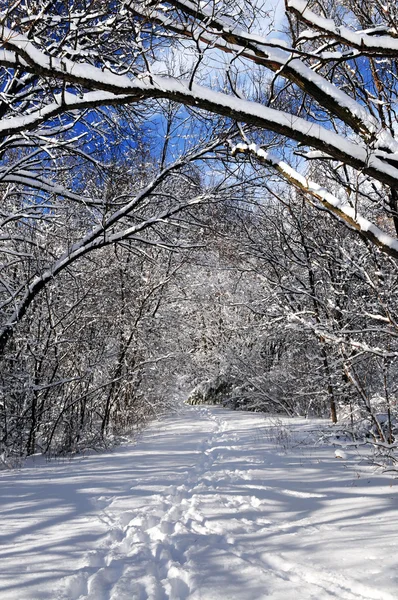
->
xmin=1 ymin=406 xmax=397 ymax=600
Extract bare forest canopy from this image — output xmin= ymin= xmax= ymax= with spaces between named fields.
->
xmin=1 ymin=0 xmax=398 ymax=462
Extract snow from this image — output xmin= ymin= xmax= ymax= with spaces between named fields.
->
xmin=230 ymin=142 xmax=398 ymax=257
xmin=334 ymin=448 xmax=347 ymax=460
xmin=288 ymin=0 xmax=398 ymax=52
xmin=3 ymin=25 xmax=398 ymax=184
xmin=1 ymin=406 xmax=397 ymax=600
xmin=138 ymin=0 xmax=392 ymax=145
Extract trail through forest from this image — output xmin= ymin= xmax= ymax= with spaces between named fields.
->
xmin=1 ymin=407 xmax=397 ymax=600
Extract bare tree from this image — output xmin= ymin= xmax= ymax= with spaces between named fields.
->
xmin=1 ymin=0 xmax=398 ymax=256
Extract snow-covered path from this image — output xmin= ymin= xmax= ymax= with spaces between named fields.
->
xmin=1 ymin=407 xmax=397 ymax=600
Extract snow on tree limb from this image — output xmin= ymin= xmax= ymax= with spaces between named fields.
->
xmin=1 ymin=66 xmax=398 ymax=190
xmin=1 ymin=1 xmax=398 ymax=203
xmin=287 ymin=0 xmax=398 ymax=56
xmin=230 ymin=141 xmax=398 ymax=261
xmin=130 ymin=1 xmax=388 ymax=141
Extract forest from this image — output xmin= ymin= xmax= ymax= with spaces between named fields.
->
xmin=1 ymin=0 xmax=398 ymax=465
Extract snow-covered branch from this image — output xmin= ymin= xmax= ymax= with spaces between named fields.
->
xmin=288 ymin=0 xmax=398 ymax=56
xmin=230 ymin=141 xmax=398 ymax=260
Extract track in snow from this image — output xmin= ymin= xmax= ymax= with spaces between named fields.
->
xmin=0 ymin=406 xmax=397 ymax=600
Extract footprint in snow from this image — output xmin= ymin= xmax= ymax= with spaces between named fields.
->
xmin=58 ymin=572 xmax=88 ymax=600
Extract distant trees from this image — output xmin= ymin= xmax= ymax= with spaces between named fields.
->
xmin=181 ymin=184 xmax=398 ymax=446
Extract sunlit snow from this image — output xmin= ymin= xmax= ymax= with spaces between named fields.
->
xmin=1 ymin=407 xmax=397 ymax=599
